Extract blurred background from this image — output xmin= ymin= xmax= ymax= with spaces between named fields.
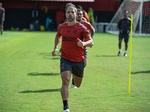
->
xmin=0 ymin=0 xmax=123 ymax=32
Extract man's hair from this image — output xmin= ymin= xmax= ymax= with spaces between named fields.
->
xmin=77 ymin=9 xmax=82 ymax=12
xmin=124 ymin=10 xmax=128 ymax=13
xmin=76 ymin=5 xmax=83 ymax=10
xmin=65 ymin=3 xmax=77 ymax=12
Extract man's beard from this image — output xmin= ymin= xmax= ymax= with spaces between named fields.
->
xmin=67 ymin=16 xmax=75 ymax=22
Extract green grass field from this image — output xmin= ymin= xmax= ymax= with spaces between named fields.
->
xmin=0 ymin=31 xmax=150 ymax=112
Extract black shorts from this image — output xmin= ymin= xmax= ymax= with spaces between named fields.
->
xmin=60 ymin=58 xmax=84 ymax=77
xmin=119 ymin=33 xmax=129 ymax=43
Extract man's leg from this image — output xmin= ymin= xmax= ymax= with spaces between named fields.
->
xmin=73 ymin=75 xmax=83 ymax=87
xmin=61 ymin=71 xmax=71 ymax=110
xmin=123 ymin=42 xmax=128 ymax=56
xmin=118 ymin=34 xmax=123 ymax=56
xmin=118 ymin=39 xmax=122 ymax=56
xmin=71 ymin=50 xmax=87 ymax=88
xmin=124 ymin=35 xmax=129 ymax=56
xmin=72 ymin=60 xmax=84 ymax=88
xmin=124 ymin=35 xmax=129 ymax=51
xmin=125 ymin=42 xmax=128 ymax=51
xmin=118 ymin=39 xmax=122 ymax=49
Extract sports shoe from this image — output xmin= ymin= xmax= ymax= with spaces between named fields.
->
xmin=63 ymin=109 xmax=70 ymax=112
xmin=117 ymin=51 xmax=121 ymax=56
xmin=70 ymin=83 xmax=77 ymax=88
xmin=124 ymin=53 xmax=127 ymax=57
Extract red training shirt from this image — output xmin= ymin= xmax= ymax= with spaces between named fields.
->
xmin=57 ymin=22 xmax=91 ymax=62
xmin=80 ymin=20 xmax=93 ymax=33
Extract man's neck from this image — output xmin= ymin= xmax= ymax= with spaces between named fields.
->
xmin=77 ymin=19 xmax=82 ymax=22
xmin=67 ymin=20 xmax=76 ymax=26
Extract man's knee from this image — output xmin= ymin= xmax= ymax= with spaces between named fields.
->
xmin=61 ymin=76 xmax=70 ymax=86
xmin=61 ymin=71 xmax=71 ymax=86
xmin=62 ymin=78 xmax=70 ymax=87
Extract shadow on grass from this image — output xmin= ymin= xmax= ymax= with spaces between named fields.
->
xmin=39 ymin=53 xmax=51 ymax=56
xmin=19 ymin=88 xmax=60 ymax=93
xmin=51 ymin=57 xmax=60 ymax=60
xmin=39 ymin=52 xmax=60 ymax=60
xmin=28 ymin=72 xmax=60 ymax=76
xmin=132 ymin=70 xmax=150 ymax=74
xmin=95 ymin=55 xmax=117 ymax=57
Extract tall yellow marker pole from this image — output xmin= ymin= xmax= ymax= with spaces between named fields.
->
xmin=128 ymin=14 xmax=133 ymax=95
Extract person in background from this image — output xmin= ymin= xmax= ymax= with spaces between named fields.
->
xmin=71 ymin=8 xmax=95 ymax=88
xmin=51 ymin=3 xmax=93 ymax=112
xmin=0 ymin=2 xmax=5 ymax=34
xmin=117 ymin=10 xmax=131 ymax=56
xmin=76 ymin=5 xmax=89 ymax=22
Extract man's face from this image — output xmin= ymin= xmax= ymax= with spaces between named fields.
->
xmin=76 ymin=10 xmax=83 ymax=21
xmin=66 ymin=6 xmax=77 ymax=22
xmin=124 ymin=11 xmax=128 ymax=18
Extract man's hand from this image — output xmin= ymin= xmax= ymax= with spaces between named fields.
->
xmin=77 ymin=38 xmax=84 ymax=47
xmin=51 ymin=48 xmax=58 ymax=56
xmin=90 ymin=41 xmax=94 ymax=48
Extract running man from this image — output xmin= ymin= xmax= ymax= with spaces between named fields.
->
xmin=76 ymin=5 xmax=89 ymax=22
xmin=117 ymin=10 xmax=131 ymax=56
xmin=71 ymin=8 xmax=95 ymax=88
xmin=0 ymin=2 xmax=5 ymax=35
xmin=76 ymin=8 xmax=95 ymax=66
xmin=51 ymin=3 xmax=93 ymax=112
